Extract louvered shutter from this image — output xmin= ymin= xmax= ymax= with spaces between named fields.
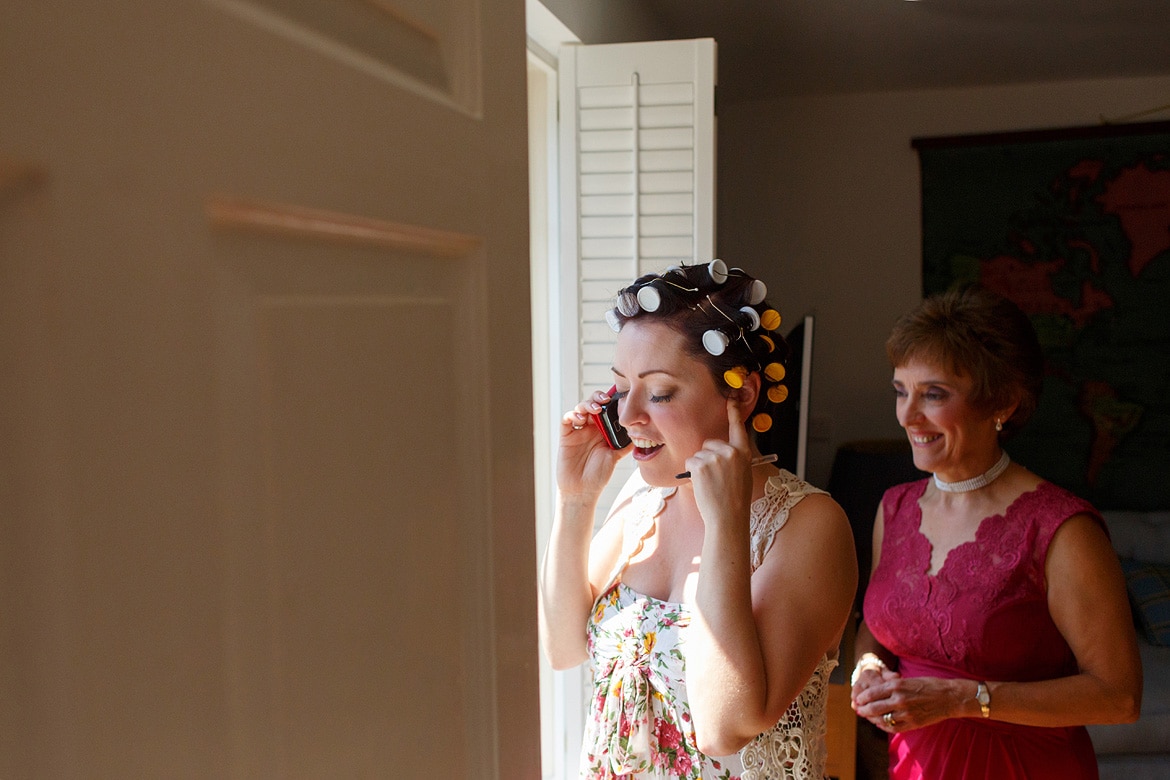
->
xmin=557 ymin=39 xmax=716 ymax=518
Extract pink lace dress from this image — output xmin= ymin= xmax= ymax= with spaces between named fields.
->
xmin=864 ymin=479 xmax=1104 ymax=780
xmin=580 ymin=471 xmax=837 ymax=780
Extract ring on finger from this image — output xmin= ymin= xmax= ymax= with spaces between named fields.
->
xmin=883 ymin=712 xmax=896 ymax=728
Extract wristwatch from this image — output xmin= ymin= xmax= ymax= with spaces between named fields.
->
xmin=975 ymin=681 xmax=991 ymax=718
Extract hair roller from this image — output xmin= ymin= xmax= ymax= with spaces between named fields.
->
xmin=636 ymin=284 xmax=662 ymax=312
xmin=616 ymin=291 xmax=640 ymax=317
xmin=739 ymin=306 xmax=761 ymax=331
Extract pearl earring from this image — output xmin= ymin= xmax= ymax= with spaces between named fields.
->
xmin=995 ymin=419 xmax=1003 ymax=432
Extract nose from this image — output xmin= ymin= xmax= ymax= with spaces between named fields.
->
xmin=896 ymin=395 xmax=920 ymax=428
xmin=618 ymin=392 xmax=646 ymax=430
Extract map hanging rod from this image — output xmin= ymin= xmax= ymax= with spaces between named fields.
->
xmin=1099 ymin=102 xmax=1170 ymax=125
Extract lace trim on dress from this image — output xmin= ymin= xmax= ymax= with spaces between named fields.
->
xmin=749 ymin=472 xmax=827 ymax=571
xmin=739 ymin=654 xmax=836 ymax=780
xmin=597 ymin=485 xmax=676 ymax=597
xmin=875 ymin=480 xmax=1101 ymax=668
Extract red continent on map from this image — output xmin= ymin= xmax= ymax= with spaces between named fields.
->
xmin=981 ymin=255 xmax=1113 ymax=328
xmin=1078 ymin=381 xmax=1143 ymax=486
xmin=1094 ymin=162 xmax=1170 ymax=277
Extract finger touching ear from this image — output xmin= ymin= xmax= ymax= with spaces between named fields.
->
xmin=730 ymin=371 xmax=761 ymax=422
xmin=726 ymin=396 xmax=750 ymax=449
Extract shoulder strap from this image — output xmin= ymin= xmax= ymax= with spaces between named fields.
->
xmin=749 ymin=471 xmax=826 ymax=570
xmin=596 ymin=484 xmax=676 ymax=598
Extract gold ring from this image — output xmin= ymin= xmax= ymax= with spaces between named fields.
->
xmin=883 ymin=712 xmax=896 ymax=728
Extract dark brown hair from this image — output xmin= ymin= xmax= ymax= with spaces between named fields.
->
xmin=885 ymin=287 xmax=1044 ymax=436
xmin=611 ymin=262 xmax=790 ymax=423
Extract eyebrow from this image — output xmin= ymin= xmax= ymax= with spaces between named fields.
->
xmin=892 ymin=378 xmax=955 ymax=388
xmin=611 ymin=368 xmax=677 ymax=379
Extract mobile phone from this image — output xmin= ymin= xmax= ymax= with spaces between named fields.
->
xmin=592 ymin=385 xmax=632 ymax=450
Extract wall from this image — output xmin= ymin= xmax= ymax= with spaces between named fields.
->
xmin=717 ymin=75 xmax=1170 ymax=487
xmin=536 ymin=0 xmax=665 ymax=45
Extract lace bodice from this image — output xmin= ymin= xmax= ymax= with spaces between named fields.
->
xmin=866 ymin=479 xmax=1101 ymax=679
xmin=583 ymin=471 xmax=837 ymax=780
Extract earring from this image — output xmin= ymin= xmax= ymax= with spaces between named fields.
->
xmin=995 ymin=419 xmax=1003 ymax=432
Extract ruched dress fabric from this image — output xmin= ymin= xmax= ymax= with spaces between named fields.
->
xmin=581 ymin=471 xmax=837 ymax=780
xmin=864 ymin=479 xmax=1104 ymax=780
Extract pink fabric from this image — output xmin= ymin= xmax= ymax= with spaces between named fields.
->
xmin=864 ymin=479 xmax=1103 ymax=780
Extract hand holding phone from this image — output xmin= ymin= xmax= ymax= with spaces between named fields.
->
xmin=591 ymin=385 xmax=631 ymax=450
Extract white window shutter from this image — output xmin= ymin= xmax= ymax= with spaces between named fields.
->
xmin=557 ymin=38 xmax=717 ymax=520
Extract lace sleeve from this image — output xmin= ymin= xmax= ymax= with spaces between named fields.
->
xmin=748 ymin=471 xmax=827 ymax=571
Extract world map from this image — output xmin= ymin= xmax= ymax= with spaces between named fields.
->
xmin=917 ymin=123 xmax=1170 ymax=510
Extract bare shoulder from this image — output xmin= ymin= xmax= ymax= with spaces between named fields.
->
xmin=1044 ymin=511 xmax=1131 ymax=629
xmin=769 ymin=489 xmax=856 ymax=571
xmin=1047 ymin=511 xmax=1115 ymax=571
xmin=787 ymin=490 xmax=852 ymax=535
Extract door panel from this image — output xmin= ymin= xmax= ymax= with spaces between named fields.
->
xmin=209 ymin=205 xmax=495 ymax=775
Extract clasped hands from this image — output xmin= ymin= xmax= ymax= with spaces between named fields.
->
xmin=852 ymin=661 xmax=969 ymax=733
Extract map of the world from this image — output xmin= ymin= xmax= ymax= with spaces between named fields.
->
xmin=916 ymin=122 xmax=1170 ymax=511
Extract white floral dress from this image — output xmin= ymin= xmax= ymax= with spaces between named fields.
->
xmin=581 ymin=471 xmax=837 ymax=780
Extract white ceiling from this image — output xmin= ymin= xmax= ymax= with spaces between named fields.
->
xmin=642 ymin=0 xmax=1170 ymax=104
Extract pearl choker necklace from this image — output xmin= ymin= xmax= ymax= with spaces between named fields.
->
xmin=933 ymin=451 xmax=1011 ymax=493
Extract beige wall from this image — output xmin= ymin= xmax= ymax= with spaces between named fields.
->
xmin=536 ymin=0 xmax=665 ymax=44
xmin=717 ymin=75 xmax=1170 ymax=487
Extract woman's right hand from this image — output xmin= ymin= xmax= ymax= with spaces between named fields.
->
xmin=851 ymin=665 xmax=903 ymax=731
xmin=557 ymin=388 xmax=628 ymax=498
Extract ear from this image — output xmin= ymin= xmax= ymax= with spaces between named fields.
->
xmin=730 ymin=370 xmax=762 ymax=417
xmin=994 ymin=397 xmax=1021 ymax=428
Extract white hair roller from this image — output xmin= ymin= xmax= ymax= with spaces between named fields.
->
xmin=636 ymin=284 xmax=662 ymax=312
xmin=702 ymin=329 xmax=730 ymax=356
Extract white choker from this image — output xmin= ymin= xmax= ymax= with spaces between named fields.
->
xmin=933 ymin=451 xmax=1011 ymax=493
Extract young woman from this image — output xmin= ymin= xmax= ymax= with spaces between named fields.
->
xmin=540 ymin=261 xmax=857 ymax=779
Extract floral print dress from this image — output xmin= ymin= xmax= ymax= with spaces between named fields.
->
xmin=581 ymin=471 xmax=837 ymax=780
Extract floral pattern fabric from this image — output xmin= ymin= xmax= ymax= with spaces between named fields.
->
xmin=582 ymin=471 xmax=836 ymax=780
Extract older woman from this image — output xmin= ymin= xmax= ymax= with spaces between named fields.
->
xmin=851 ymin=288 xmax=1142 ymax=780
xmin=539 ymin=261 xmax=857 ymax=779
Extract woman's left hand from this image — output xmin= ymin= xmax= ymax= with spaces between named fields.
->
xmin=852 ymin=674 xmax=975 ymax=733
xmin=685 ymin=397 xmax=754 ymax=529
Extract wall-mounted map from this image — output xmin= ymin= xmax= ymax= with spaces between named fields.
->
xmin=914 ymin=121 xmax=1170 ymax=510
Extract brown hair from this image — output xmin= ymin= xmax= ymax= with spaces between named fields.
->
xmin=611 ymin=262 xmax=790 ymax=424
xmin=885 ymin=287 xmax=1044 ymax=436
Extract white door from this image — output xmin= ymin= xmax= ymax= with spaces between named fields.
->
xmin=0 ymin=1 xmax=538 ymax=776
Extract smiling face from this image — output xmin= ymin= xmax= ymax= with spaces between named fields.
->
xmin=893 ymin=358 xmax=1006 ymax=483
xmin=612 ymin=320 xmax=736 ymax=486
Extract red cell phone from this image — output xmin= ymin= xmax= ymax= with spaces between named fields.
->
xmin=592 ymin=385 xmax=632 ymax=450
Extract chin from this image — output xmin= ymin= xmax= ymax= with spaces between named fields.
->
xmin=636 ymin=462 xmax=680 ymax=488
xmin=913 ymin=456 xmax=940 ymax=476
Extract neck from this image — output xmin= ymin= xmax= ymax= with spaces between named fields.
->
xmin=933 ymin=450 xmax=1010 ymax=493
